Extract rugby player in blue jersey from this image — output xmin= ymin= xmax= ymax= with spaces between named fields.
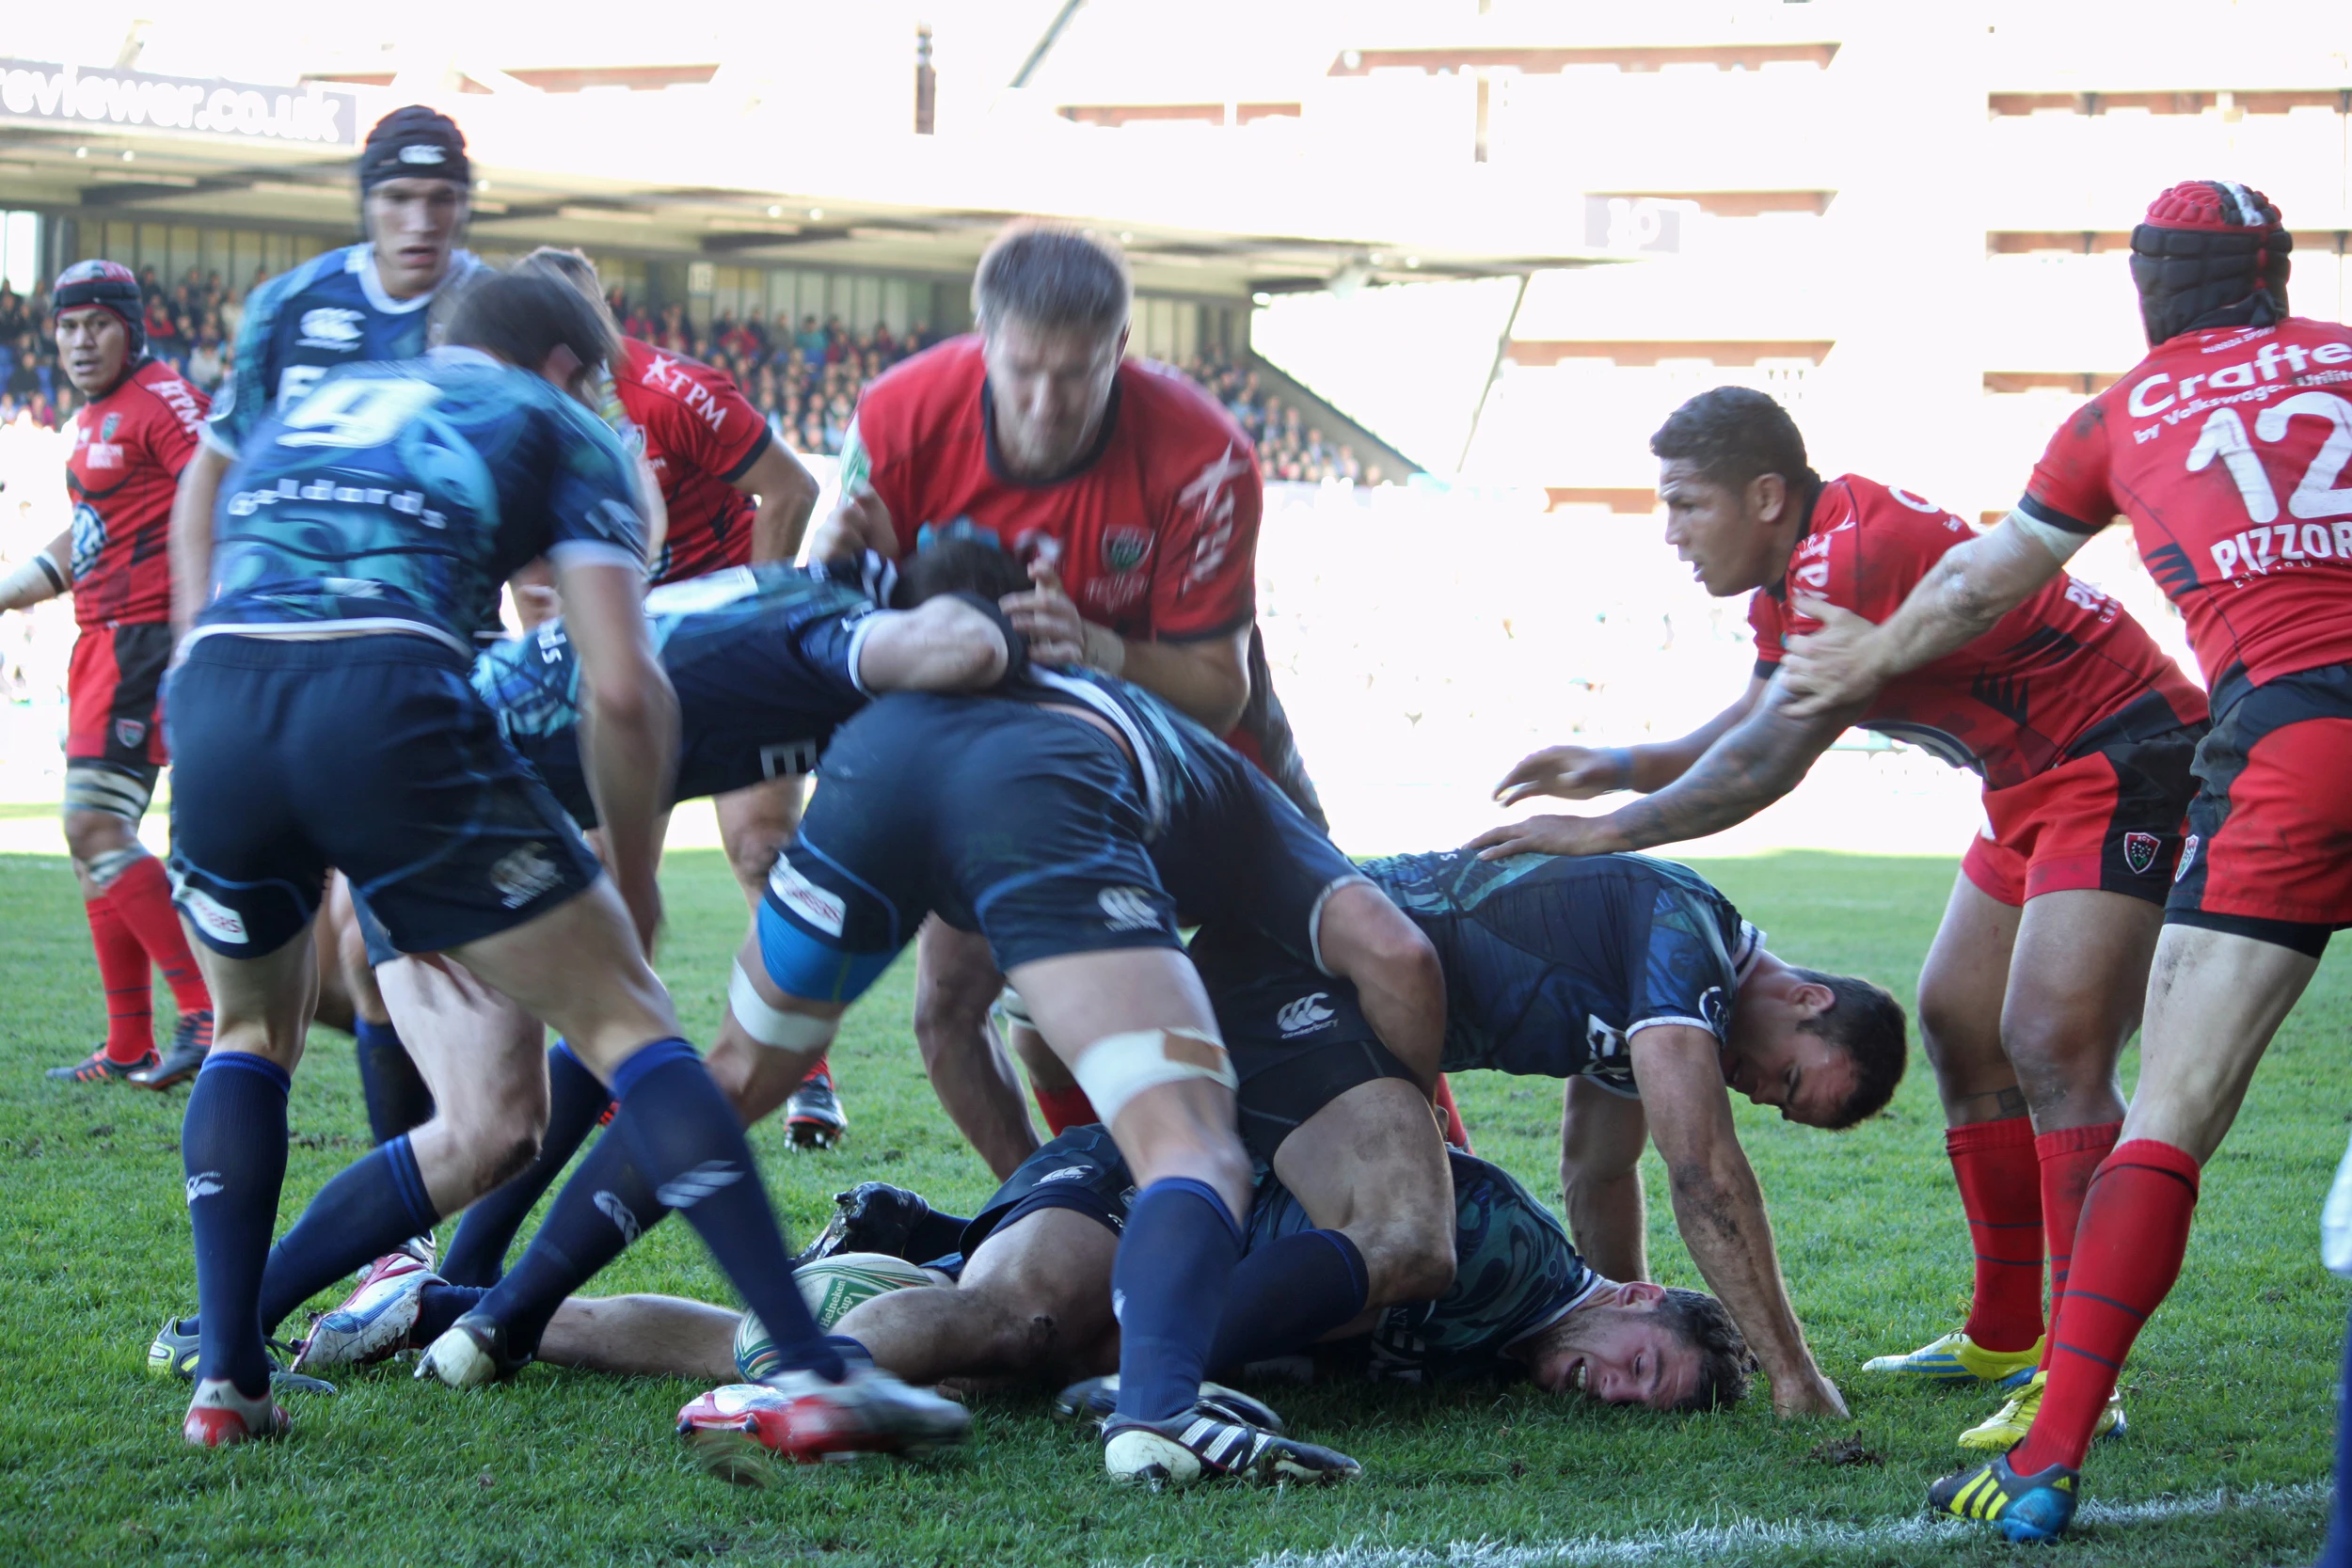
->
xmin=169 ymin=104 xmax=483 ymax=1150
xmin=164 ymin=271 xmax=965 ymax=1463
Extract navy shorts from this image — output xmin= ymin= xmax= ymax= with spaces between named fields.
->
xmin=756 ymin=693 xmax=1181 ymax=1004
xmin=1190 ymin=922 xmax=1417 ymax=1166
xmin=167 ymin=634 xmax=603 ymax=959
xmin=1152 ymin=760 xmax=1366 ymax=973
xmin=960 ymin=1124 xmax=1136 ymax=1256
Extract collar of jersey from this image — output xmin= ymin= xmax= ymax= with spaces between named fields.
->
xmin=347 ymin=244 xmax=477 ymax=317
xmin=979 ymin=373 xmax=1123 ymax=488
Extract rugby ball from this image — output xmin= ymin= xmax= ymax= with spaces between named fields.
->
xmin=733 ymin=1252 xmax=937 ymax=1379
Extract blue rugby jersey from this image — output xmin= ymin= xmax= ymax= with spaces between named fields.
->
xmin=207 ymin=243 xmax=481 ymax=457
xmin=196 ymin=349 xmax=644 ymax=655
xmin=1364 ymin=849 xmax=1763 ymax=1093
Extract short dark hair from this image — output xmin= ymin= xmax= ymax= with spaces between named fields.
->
xmin=515 ymin=247 xmax=624 ymax=346
xmin=1649 ymin=387 xmax=1820 ymax=500
xmin=1793 ymin=968 xmax=1908 ymax=1129
xmin=443 ymin=271 xmax=618 ymax=386
xmin=973 ymin=223 xmax=1130 ymax=338
xmin=890 ymin=538 xmax=1031 ymax=610
xmin=1656 ymin=1287 xmax=1754 ymax=1412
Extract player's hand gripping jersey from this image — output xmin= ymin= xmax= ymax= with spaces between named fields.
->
xmin=1750 ymin=475 xmax=2206 ymax=788
xmin=66 ymin=359 xmax=207 ymax=627
xmin=472 ymin=561 xmax=876 ymax=823
xmin=196 ymin=351 xmax=646 ymax=652
xmin=2019 ymin=317 xmax=2352 ymax=697
xmin=206 ymin=242 xmax=480 ymax=457
xmin=839 ymin=337 xmax=1320 ymax=816
xmin=614 ymin=338 xmax=771 ymax=583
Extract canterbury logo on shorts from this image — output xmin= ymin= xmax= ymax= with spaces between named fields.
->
xmin=1097 ymin=886 xmax=1160 ymax=932
xmin=1277 ymin=992 xmax=1336 ymax=1038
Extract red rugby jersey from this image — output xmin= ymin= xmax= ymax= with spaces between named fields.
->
xmin=1750 ymin=474 xmax=2204 ymax=791
xmin=66 ymin=357 xmax=206 ymax=628
xmin=2020 ymin=316 xmax=2352 ymax=695
xmin=615 ymin=338 xmax=770 ymax=584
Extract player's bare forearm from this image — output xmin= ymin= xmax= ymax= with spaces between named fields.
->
xmin=561 ymin=562 xmax=679 ymax=943
xmin=741 ymin=444 xmax=819 ymax=563
xmin=1632 ymin=1027 xmax=1840 ymax=1417
xmin=170 ymin=443 xmax=228 ymax=638
xmin=0 ymin=530 xmax=72 ymax=612
xmin=918 ymin=1007 xmax=1041 ymax=1181
xmin=1560 ymin=1079 xmax=1650 ymax=1281
xmin=855 ymin=597 xmax=1010 ymax=692
xmin=1110 ymin=630 xmax=1250 ymax=735
xmin=1494 ymin=681 xmax=1767 ymax=810
xmin=1596 ymin=690 xmax=1854 ymax=851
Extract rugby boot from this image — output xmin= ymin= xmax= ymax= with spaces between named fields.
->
xmin=145 ymin=1316 xmax=337 ymax=1395
xmin=47 ymin=1044 xmax=155 ymax=1084
xmin=1863 ymin=1328 xmax=2042 ymax=1387
xmin=1930 ymin=1451 xmax=2080 ymax=1544
xmin=676 ymin=1367 xmax=970 ymax=1482
xmin=183 ymin=1378 xmax=290 ymax=1447
xmin=1101 ymin=1402 xmax=1359 ymax=1488
xmin=785 ymin=1061 xmax=848 ymax=1149
xmin=793 ymin=1181 xmax=934 ymax=1266
xmin=1958 ymin=1370 xmax=2126 ymax=1451
xmin=130 ymin=1010 xmax=213 ymax=1090
xmin=292 ymin=1253 xmax=437 ymax=1372
xmin=414 ymin=1309 xmax=532 ymax=1388
xmin=1053 ymin=1373 xmax=1286 ymax=1433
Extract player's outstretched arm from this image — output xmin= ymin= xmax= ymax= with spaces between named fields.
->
xmin=1778 ymin=515 xmax=2069 ymax=718
xmin=0 ymin=529 xmax=72 ymax=613
xmin=1560 ymin=1079 xmax=1650 ymax=1284
xmin=1629 ymin=1024 xmax=1847 ymax=1418
xmin=853 ymin=595 xmax=1012 ymax=693
xmin=1496 ymin=676 xmax=1769 ymax=806
xmin=1469 ymin=681 xmax=1862 ymax=861
xmin=560 ymin=558 xmax=680 ymax=952
xmin=169 ymin=443 xmax=230 ymax=638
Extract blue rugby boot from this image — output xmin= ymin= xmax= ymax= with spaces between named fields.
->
xmin=1929 ymin=1451 xmax=2080 ymax=1543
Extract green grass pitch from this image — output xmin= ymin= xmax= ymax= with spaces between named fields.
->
xmin=0 ymin=847 xmax=2341 ymax=1566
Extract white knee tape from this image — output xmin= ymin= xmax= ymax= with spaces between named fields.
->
xmin=729 ymin=960 xmax=840 ymax=1053
xmin=1070 ymin=1027 xmax=1235 ymax=1126
xmin=993 ymin=986 xmax=1033 ymax=1029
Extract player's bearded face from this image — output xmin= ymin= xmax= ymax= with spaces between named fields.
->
xmin=982 ymin=316 xmax=1125 ymax=477
xmin=55 ymin=308 xmax=131 ymax=396
xmin=365 ymin=178 xmax=469 ymax=301
xmin=1658 ymin=458 xmax=1787 ymax=597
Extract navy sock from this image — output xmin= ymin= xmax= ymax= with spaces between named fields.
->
xmin=1205 ymin=1228 xmax=1370 ymax=1372
xmin=183 ymin=1052 xmax=292 ymax=1398
xmin=607 ymin=1039 xmax=842 ymax=1382
xmin=441 ymin=1041 xmax=612 ymax=1288
xmin=255 ymin=1133 xmax=441 ymax=1334
xmin=475 ymin=1114 xmax=669 ymax=1357
xmin=415 ymin=1281 xmax=490 ymax=1347
xmin=353 ymin=1019 xmax=436 ymax=1147
xmin=2326 ymin=1300 xmax=2352 ymax=1568
xmin=1112 ymin=1178 xmax=1244 ymax=1422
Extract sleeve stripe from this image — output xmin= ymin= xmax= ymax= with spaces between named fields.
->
xmin=1627 ymin=1014 xmax=1716 ymax=1039
xmin=2016 ymin=492 xmax=2101 ymax=535
xmin=719 ymin=422 xmax=773 ymax=487
xmin=547 ymin=541 xmax=646 ymax=573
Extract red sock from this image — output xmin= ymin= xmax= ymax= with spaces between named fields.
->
xmin=107 ymin=853 xmax=211 ymax=1015
xmin=1432 ymin=1073 xmax=1473 ymax=1153
xmin=800 ymin=1054 xmax=832 ymax=1087
xmin=1033 ymin=1083 xmax=1100 ymax=1136
xmin=1947 ymin=1116 xmax=2043 ymax=1352
xmin=86 ymin=892 xmax=154 ymax=1064
xmin=2012 ymin=1138 xmax=2201 ymax=1474
xmin=2034 ymin=1120 xmax=2122 ymax=1371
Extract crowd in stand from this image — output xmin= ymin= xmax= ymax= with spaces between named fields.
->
xmin=1 ymin=270 xmax=1391 ymax=488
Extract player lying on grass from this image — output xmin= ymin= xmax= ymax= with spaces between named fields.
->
xmin=1477 ymin=386 xmax=2209 ymax=1450
xmin=994 ymin=846 xmax=1898 ymax=1419
xmin=145 ymin=555 xmax=1017 ymax=1386
xmin=1772 ymin=181 xmax=2352 ymax=1545
xmin=294 ymin=1135 xmax=1754 ymax=1433
xmin=158 ymin=270 xmax=960 ymax=1455
xmin=414 ymin=543 xmax=1446 ymax=1487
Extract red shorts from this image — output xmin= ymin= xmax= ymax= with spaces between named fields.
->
xmin=1961 ymin=724 xmax=2201 ymax=908
xmin=2169 ymin=664 xmax=2352 ymax=942
xmin=66 ymin=622 xmax=173 ymax=775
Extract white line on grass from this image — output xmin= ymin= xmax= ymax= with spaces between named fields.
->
xmin=1232 ymin=1480 xmax=2328 ymax=1568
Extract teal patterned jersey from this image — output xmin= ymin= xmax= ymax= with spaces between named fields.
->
xmin=199 ymin=349 xmax=645 ymax=651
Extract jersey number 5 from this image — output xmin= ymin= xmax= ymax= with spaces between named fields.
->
xmin=278 ymin=377 xmax=440 ymax=451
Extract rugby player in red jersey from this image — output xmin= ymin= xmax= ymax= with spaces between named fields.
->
xmin=0 ymin=261 xmax=215 ymax=1086
xmin=1776 ymin=182 xmax=2352 ymax=1543
xmin=1475 ymin=388 xmax=2208 ymax=1432
xmin=818 ymin=221 xmax=1466 ymax=1169
xmin=514 ymin=248 xmax=841 ymax=1146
